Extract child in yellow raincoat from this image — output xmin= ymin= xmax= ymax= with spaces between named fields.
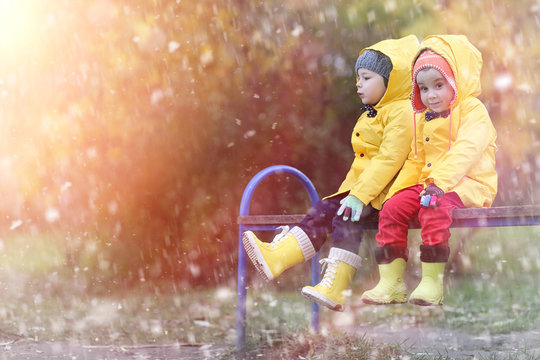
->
xmin=242 ymin=35 xmax=418 ymax=311
xmin=361 ymin=35 xmax=498 ymax=306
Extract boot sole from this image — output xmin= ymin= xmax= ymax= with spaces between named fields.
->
xmin=242 ymin=231 xmax=274 ymax=281
xmin=408 ymin=298 xmax=443 ymax=306
xmin=361 ymin=297 xmax=407 ymax=305
xmin=301 ymin=287 xmax=344 ymax=312
xmin=361 ymin=286 xmax=408 ymax=305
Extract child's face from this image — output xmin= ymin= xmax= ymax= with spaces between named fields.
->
xmin=356 ymin=68 xmax=387 ymax=106
xmin=416 ymin=67 xmax=454 ymax=113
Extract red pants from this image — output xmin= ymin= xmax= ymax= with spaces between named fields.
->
xmin=376 ymin=184 xmax=464 ymax=248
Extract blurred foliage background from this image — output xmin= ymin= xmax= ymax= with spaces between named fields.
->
xmin=0 ymin=0 xmax=539 ymax=289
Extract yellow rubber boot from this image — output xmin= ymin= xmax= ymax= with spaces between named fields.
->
xmin=408 ymin=262 xmax=446 ymax=306
xmin=242 ymin=226 xmax=316 ymax=281
xmin=301 ymin=248 xmax=361 ymax=312
xmin=360 ymin=258 xmax=407 ymax=305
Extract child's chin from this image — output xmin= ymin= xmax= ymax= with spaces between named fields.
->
xmin=429 ymin=107 xmax=445 ymax=113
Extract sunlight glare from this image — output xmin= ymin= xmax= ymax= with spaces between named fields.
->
xmin=0 ymin=0 xmax=41 ymax=55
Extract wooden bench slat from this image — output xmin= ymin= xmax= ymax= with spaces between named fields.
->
xmin=238 ymin=215 xmax=305 ymax=225
xmin=238 ymin=205 xmax=540 ymax=226
xmin=451 ymin=205 xmax=540 ymax=219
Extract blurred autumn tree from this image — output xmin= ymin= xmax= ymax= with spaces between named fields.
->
xmin=0 ymin=0 xmax=538 ymax=288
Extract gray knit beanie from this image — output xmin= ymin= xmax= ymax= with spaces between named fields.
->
xmin=355 ymin=50 xmax=393 ymax=81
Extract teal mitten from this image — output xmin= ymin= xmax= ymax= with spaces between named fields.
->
xmin=337 ymin=195 xmax=365 ymax=222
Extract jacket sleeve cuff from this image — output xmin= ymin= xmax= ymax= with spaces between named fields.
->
xmin=348 ymin=188 xmax=370 ymax=206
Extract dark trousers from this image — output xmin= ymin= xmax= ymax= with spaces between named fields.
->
xmin=297 ymin=193 xmax=378 ymax=254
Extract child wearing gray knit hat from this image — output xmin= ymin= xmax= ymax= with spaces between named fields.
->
xmin=242 ymin=35 xmax=419 ymax=314
xmin=355 ymin=50 xmax=393 ymax=86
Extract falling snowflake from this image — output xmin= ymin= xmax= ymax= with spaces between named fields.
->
xmin=291 ymin=24 xmax=304 ymax=37
xmin=9 ymin=219 xmax=22 ymax=230
xmin=494 ymin=73 xmax=512 ymax=91
xmin=243 ymin=130 xmax=256 ymax=139
xmin=45 ymin=208 xmax=60 ymax=223
xmin=168 ymin=40 xmax=180 ymax=53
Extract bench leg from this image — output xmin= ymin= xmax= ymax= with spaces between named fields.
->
xmin=236 ymin=230 xmax=247 ymax=350
xmin=310 ymin=253 xmax=320 ymax=331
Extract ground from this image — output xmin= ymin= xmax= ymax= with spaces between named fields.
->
xmin=3 ymin=327 xmax=540 ymax=359
xmin=351 ymin=323 xmax=540 ymax=359
xmin=2 ymin=227 xmax=540 ymax=359
xmin=2 ymin=305 xmax=540 ymax=359
xmin=0 ymin=339 xmax=229 ymax=359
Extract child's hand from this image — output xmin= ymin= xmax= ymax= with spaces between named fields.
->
xmin=337 ymin=195 xmax=364 ymax=222
xmin=419 ymin=183 xmax=444 ymax=208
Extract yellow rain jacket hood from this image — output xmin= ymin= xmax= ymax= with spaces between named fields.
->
xmin=387 ymin=35 xmax=498 ymax=207
xmin=327 ymin=35 xmax=419 ymax=210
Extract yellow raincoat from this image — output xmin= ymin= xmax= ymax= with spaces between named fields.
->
xmin=386 ymin=35 xmax=498 ymax=208
xmin=326 ymin=35 xmax=419 ymax=210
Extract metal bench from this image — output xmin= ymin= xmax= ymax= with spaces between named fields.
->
xmin=236 ymin=165 xmax=540 ymax=350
